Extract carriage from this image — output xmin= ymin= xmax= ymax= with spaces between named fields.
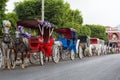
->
xmin=78 ymin=36 xmax=91 ymax=57
xmin=17 ymin=19 xmax=60 ymax=65
xmin=90 ymin=38 xmax=103 ymax=56
xmin=54 ymin=28 xmax=82 ymax=60
xmin=107 ymin=42 xmax=116 ymax=54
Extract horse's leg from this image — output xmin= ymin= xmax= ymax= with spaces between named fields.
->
xmin=6 ymin=48 xmax=11 ymax=69
xmin=1 ymin=44 xmax=6 ymax=69
xmin=89 ymin=45 xmax=92 ymax=57
xmin=1 ymin=51 xmax=5 ymax=69
xmin=12 ymin=50 xmax=17 ymax=69
xmin=21 ymin=52 xmax=25 ymax=69
xmin=9 ymin=49 xmax=13 ymax=67
xmin=24 ymin=50 xmax=29 ymax=67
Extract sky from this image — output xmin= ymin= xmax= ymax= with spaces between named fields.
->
xmin=6 ymin=0 xmax=120 ymax=27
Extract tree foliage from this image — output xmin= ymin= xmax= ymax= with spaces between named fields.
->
xmin=85 ymin=24 xmax=107 ymax=41
xmin=0 ymin=0 xmax=8 ymax=35
xmin=4 ymin=12 xmax=19 ymax=36
xmin=0 ymin=0 xmax=8 ymax=19
xmin=14 ymin=0 xmax=83 ymax=28
xmin=63 ymin=22 xmax=81 ymax=34
xmin=78 ymin=25 xmax=91 ymax=36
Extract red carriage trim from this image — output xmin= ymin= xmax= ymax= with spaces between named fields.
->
xmin=90 ymin=38 xmax=99 ymax=44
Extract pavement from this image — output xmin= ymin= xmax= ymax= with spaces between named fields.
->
xmin=0 ymin=54 xmax=120 ymax=80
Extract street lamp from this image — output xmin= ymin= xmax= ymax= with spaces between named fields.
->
xmin=42 ymin=0 xmax=44 ymax=21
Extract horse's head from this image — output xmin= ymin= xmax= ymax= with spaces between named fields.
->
xmin=15 ymin=30 xmax=21 ymax=38
xmin=14 ymin=30 xmax=23 ymax=45
xmin=2 ymin=33 xmax=11 ymax=43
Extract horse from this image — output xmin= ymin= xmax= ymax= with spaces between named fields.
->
xmin=80 ymin=43 xmax=92 ymax=57
xmin=1 ymin=32 xmax=13 ymax=69
xmin=12 ymin=30 xmax=29 ymax=69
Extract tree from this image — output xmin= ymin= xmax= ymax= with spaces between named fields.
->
xmin=0 ymin=0 xmax=8 ymax=19
xmin=15 ymin=0 xmax=41 ymax=19
xmin=85 ymin=24 xmax=107 ymax=41
xmin=14 ymin=0 xmax=83 ymax=28
xmin=63 ymin=22 xmax=81 ymax=34
xmin=4 ymin=12 xmax=19 ymax=36
xmin=78 ymin=25 xmax=91 ymax=36
xmin=0 ymin=0 xmax=8 ymax=35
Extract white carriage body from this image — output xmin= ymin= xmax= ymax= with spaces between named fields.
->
xmin=90 ymin=38 xmax=103 ymax=55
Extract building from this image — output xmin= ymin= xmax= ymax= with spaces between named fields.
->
xmin=106 ymin=26 xmax=120 ymax=52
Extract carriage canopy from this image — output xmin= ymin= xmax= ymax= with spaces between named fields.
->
xmin=90 ymin=38 xmax=99 ymax=44
xmin=17 ymin=19 xmax=54 ymax=29
xmin=78 ymin=36 xmax=90 ymax=43
xmin=17 ymin=19 xmax=54 ymax=42
xmin=55 ymin=28 xmax=77 ymax=39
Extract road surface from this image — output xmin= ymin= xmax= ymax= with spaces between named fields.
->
xmin=0 ymin=54 xmax=120 ymax=80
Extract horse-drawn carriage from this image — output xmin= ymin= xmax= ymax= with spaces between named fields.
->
xmin=78 ymin=36 xmax=91 ymax=57
xmin=107 ymin=42 xmax=116 ymax=54
xmin=16 ymin=19 xmax=60 ymax=66
xmin=54 ymin=28 xmax=82 ymax=60
xmin=90 ymin=38 xmax=105 ymax=56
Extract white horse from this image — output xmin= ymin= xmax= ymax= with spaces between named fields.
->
xmin=1 ymin=20 xmax=13 ymax=69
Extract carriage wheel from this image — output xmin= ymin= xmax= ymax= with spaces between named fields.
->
xmin=52 ymin=45 xmax=60 ymax=63
xmin=29 ymin=52 xmax=40 ymax=64
xmin=39 ymin=52 xmax=44 ymax=66
xmin=78 ymin=46 xmax=83 ymax=59
xmin=70 ymin=50 xmax=75 ymax=60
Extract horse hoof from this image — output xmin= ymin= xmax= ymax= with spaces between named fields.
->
xmin=21 ymin=64 xmax=25 ymax=69
xmin=12 ymin=66 xmax=15 ymax=69
xmin=2 ymin=66 xmax=6 ymax=70
xmin=12 ymin=63 xmax=16 ymax=69
xmin=7 ymin=67 xmax=11 ymax=70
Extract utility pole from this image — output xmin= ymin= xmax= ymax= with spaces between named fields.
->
xmin=42 ymin=0 xmax=44 ymax=21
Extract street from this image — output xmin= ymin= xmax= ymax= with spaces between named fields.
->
xmin=0 ymin=54 xmax=120 ymax=80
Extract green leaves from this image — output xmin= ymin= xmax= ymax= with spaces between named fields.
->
xmin=15 ymin=0 xmax=41 ymax=19
xmin=14 ymin=0 xmax=83 ymax=28
xmin=79 ymin=25 xmax=91 ymax=36
xmin=13 ymin=0 xmax=107 ymax=42
xmin=85 ymin=24 xmax=108 ymax=41
xmin=4 ymin=12 xmax=18 ymax=36
xmin=0 ymin=0 xmax=8 ymax=35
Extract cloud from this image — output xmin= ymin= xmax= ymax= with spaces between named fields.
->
xmin=6 ymin=0 xmax=23 ymax=13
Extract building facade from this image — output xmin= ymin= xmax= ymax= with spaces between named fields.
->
xmin=106 ymin=26 xmax=120 ymax=52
